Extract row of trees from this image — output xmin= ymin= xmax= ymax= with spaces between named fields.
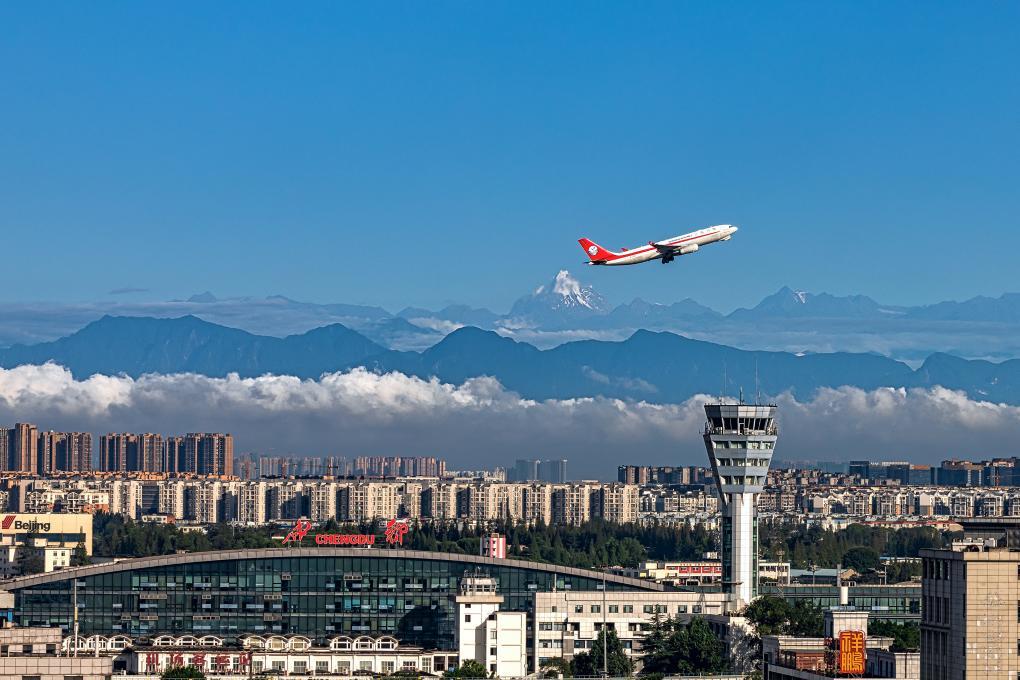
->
xmin=536 ymin=621 xmax=726 ymax=679
xmin=93 ymin=512 xmax=278 ymax=557
xmin=759 ymin=521 xmax=951 ymax=574
xmin=92 ymin=513 xmax=717 ymax=569
xmin=403 ymin=519 xmax=716 ymax=569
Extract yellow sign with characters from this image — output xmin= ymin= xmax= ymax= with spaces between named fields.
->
xmin=838 ymin=630 xmax=866 ymax=674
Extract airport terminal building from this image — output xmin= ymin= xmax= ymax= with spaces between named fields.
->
xmin=1 ymin=546 xmax=735 ymax=673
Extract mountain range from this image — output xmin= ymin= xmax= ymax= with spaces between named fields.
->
xmin=5 ymin=314 xmax=1020 ymax=406
xmin=5 ymin=272 xmax=1020 ymax=362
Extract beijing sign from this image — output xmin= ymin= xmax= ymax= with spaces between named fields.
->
xmin=281 ymin=518 xmax=409 ymax=546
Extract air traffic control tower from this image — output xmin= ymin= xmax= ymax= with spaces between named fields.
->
xmin=703 ymin=402 xmax=778 ymax=608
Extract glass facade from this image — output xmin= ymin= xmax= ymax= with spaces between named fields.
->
xmin=760 ymin=583 xmax=922 ymax=622
xmin=9 ymin=552 xmax=655 ymax=651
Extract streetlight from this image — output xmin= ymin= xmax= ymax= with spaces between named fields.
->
xmin=594 ymin=566 xmax=608 ymax=678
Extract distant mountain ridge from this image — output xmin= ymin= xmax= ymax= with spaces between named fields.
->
xmin=5 ymin=315 xmax=1020 ymax=405
xmin=5 ymin=274 xmax=1020 ymax=361
xmin=0 ymin=315 xmax=386 ymax=378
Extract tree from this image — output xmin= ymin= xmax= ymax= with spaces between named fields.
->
xmin=640 ymin=617 xmax=726 ymax=676
xmin=786 ymin=601 xmax=824 ymax=637
xmin=445 ymin=660 xmax=489 ymax=678
xmin=842 ymin=546 xmax=881 ymax=573
xmin=743 ymin=596 xmax=792 ymax=637
xmin=539 ymin=657 xmax=572 ymax=678
xmin=674 ymin=618 xmax=726 ymax=675
xmin=869 ymin=620 xmax=920 ymax=652
xmin=162 ymin=667 xmax=206 ymax=680
xmin=572 ymin=629 xmax=632 ymax=677
xmin=71 ymin=538 xmax=91 ymax=567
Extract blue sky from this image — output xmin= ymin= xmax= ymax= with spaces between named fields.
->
xmin=1 ymin=2 xmax=1018 ymax=313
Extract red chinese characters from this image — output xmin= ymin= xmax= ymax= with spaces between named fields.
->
xmin=385 ymin=519 xmax=409 ymax=545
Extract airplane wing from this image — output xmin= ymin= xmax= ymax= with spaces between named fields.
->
xmin=649 ymin=240 xmax=679 ymax=253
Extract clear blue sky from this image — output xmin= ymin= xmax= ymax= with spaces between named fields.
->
xmin=2 ymin=2 xmax=1018 ymax=313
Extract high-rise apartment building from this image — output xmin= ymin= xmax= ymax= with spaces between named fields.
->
xmin=36 ymin=431 xmax=92 ymax=473
xmin=99 ymin=433 xmax=164 ymax=473
xmin=0 ymin=423 xmax=39 ymax=473
xmin=182 ymin=433 xmax=233 ymax=476
xmin=165 ymin=436 xmax=185 ymax=473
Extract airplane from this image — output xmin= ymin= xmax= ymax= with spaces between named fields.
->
xmin=579 ymin=224 xmax=738 ymax=265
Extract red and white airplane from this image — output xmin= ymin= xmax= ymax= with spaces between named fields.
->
xmin=579 ymin=224 xmax=738 ymax=265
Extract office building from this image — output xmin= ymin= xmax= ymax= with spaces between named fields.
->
xmin=703 ymin=402 xmax=778 ymax=608
xmin=921 ymin=540 xmax=1020 ymax=677
xmin=538 ymin=459 xmax=567 ymax=483
xmin=509 ymin=459 xmax=539 ymax=482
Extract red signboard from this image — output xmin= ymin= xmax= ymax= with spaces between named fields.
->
xmin=838 ymin=630 xmax=865 ymax=675
xmin=281 ymin=519 xmax=409 ymax=546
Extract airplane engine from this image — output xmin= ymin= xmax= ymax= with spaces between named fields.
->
xmin=679 ymin=243 xmax=699 ymax=255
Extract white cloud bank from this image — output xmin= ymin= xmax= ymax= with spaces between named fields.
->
xmin=0 ymin=364 xmax=1018 ymax=478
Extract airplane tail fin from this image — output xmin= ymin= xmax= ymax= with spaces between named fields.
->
xmin=578 ymin=238 xmax=615 ymax=263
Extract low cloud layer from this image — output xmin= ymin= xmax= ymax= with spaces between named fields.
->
xmin=0 ymin=364 xmax=1018 ymax=478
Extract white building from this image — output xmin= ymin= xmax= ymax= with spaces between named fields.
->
xmin=532 ymin=590 xmax=728 ymax=671
xmin=455 ymin=575 xmax=527 ymax=677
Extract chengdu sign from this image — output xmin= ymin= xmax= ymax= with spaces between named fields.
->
xmin=281 ymin=518 xmax=410 ymax=547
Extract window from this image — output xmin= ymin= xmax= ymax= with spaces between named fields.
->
xmin=490 ymin=630 xmax=497 ymax=640
xmin=575 ymin=605 xmax=583 ymax=613
xmin=643 ymin=605 xmax=654 ymax=614
xmin=381 ymin=662 xmax=395 ymax=674
xmin=609 ymin=605 xmax=618 ymax=613
xmin=623 ymin=605 xmax=633 ymax=613
xmin=591 ymin=605 xmax=601 ymax=613
xmin=316 ymin=661 xmax=329 ymax=672
xmin=677 ymin=605 xmax=688 ymax=613
xmin=693 ymin=605 xmax=702 ymax=614
xmin=489 ymin=647 xmax=497 ymax=655
xmin=465 ymin=615 xmax=471 ymax=622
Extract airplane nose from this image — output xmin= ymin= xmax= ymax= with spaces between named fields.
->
xmin=730 ymin=225 xmax=739 ymax=233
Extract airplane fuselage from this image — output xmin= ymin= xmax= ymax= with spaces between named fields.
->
xmin=580 ymin=224 xmax=738 ymax=266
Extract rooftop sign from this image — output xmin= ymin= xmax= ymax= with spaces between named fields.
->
xmin=281 ymin=519 xmax=410 ymax=547
xmin=837 ymin=630 xmax=865 ymax=675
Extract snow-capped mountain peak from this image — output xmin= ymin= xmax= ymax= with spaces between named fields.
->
xmin=551 ymin=270 xmax=599 ymax=310
xmin=505 ymin=270 xmax=608 ymax=326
